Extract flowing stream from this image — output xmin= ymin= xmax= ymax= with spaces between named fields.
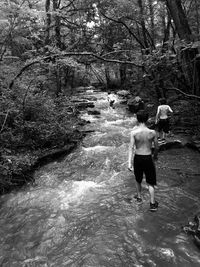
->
xmin=0 ymin=90 xmax=200 ymax=267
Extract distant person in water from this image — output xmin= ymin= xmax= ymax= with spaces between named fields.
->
xmin=107 ymin=91 xmax=115 ymax=109
xmin=128 ymin=110 xmax=159 ymax=212
xmin=155 ymin=98 xmax=173 ymax=140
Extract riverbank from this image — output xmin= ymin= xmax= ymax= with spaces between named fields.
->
xmin=0 ymin=117 xmax=88 ymax=195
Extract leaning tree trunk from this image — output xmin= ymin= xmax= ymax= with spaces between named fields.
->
xmin=119 ymin=64 xmax=127 ymax=87
xmin=148 ymin=0 xmax=155 ymax=46
xmin=161 ymin=9 xmax=171 ymax=53
xmin=45 ymin=0 xmax=51 ymax=45
xmin=52 ymin=0 xmax=61 ymax=49
xmin=166 ymin=0 xmax=200 ymax=95
xmin=194 ymin=0 xmax=199 ymax=35
xmin=55 ymin=64 xmax=62 ymax=97
xmin=137 ymin=0 xmax=149 ymax=50
xmin=104 ymin=64 xmax=111 ymax=89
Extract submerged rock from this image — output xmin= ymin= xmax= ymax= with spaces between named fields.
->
xmin=186 ymin=136 xmax=200 ymax=152
xmin=183 ymin=213 xmax=200 ymax=248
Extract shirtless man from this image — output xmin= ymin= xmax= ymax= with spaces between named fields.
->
xmin=155 ymin=98 xmax=173 ymax=140
xmin=128 ymin=110 xmax=159 ymax=212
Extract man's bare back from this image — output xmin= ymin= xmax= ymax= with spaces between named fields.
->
xmin=156 ymin=104 xmax=173 ymax=121
xmin=130 ymin=125 xmax=157 ymax=155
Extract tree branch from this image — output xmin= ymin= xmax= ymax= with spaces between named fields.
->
xmin=0 ymin=110 xmax=9 ymax=133
xmin=99 ymin=12 xmax=146 ymax=49
xmin=9 ymin=52 xmax=143 ymax=89
xmin=166 ymin=87 xmax=200 ymax=100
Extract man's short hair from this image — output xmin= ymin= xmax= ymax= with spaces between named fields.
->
xmin=136 ymin=110 xmax=149 ymax=123
xmin=159 ymin=98 xmax=166 ymax=105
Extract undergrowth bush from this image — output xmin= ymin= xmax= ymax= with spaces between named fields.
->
xmin=0 ymin=60 xmax=85 ymax=193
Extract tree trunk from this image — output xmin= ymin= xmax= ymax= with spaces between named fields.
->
xmin=55 ymin=64 xmax=62 ymax=96
xmin=194 ymin=0 xmax=199 ymax=35
xmin=45 ymin=0 xmax=51 ymax=45
xmin=166 ymin=0 xmax=192 ymax=40
xmin=119 ymin=64 xmax=126 ymax=87
xmin=162 ymin=9 xmax=171 ymax=52
xmin=148 ymin=0 xmax=155 ymax=45
xmin=52 ymin=0 xmax=61 ymax=48
xmin=105 ymin=65 xmax=111 ymax=88
xmin=166 ymin=0 xmax=200 ymax=95
xmin=137 ymin=0 xmax=149 ymax=50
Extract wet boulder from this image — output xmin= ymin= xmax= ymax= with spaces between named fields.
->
xmin=158 ymin=140 xmax=183 ymax=151
xmin=75 ymin=102 xmax=95 ymax=109
xmin=74 ymin=86 xmax=86 ymax=93
xmin=85 ymin=85 xmax=95 ymax=91
xmin=183 ymin=213 xmax=200 ymax=248
xmin=186 ymin=136 xmax=200 ymax=152
xmin=74 ymin=86 xmax=96 ymax=94
xmin=116 ymin=90 xmax=131 ymax=104
xmin=116 ymin=90 xmax=130 ymax=97
xmin=87 ymin=109 xmax=101 ymax=115
xmin=127 ymin=96 xmax=144 ymax=113
xmin=70 ymin=98 xmax=95 ymax=109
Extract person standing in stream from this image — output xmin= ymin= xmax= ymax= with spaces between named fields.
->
xmin=107 ymin=91 xmax=116 ymax=109
xmin=128 ymin=110 xmax=159 ymax=212
xmin=155 ymin=98 xmax=173 ymax=140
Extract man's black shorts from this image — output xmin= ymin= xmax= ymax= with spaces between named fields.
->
xmin=134 ymin=154 xmax=156 ymax=186
xmin=158 ymin=118 xmax=169 ymax=133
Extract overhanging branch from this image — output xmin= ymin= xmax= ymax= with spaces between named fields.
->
xmin=9 ymin=52 xmax=143 ymax=89
xmin=166 ymin=87 xmax=200 ymax=100
xmin=100 ymin=12 xmax=146 ymax=49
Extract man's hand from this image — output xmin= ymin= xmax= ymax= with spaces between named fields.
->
xmin=128 ymin=166 xmax=134 ymax=171
xmin=153 ymin=154 xmax=158 ymax=161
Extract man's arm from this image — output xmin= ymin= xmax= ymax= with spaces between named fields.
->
xmin=168 ymin=105 xmax=173 ymax=113
xmin=128 ymin=131 xmax=135 ymax=170
xmin=155 ymin=106 xmax=160 ymax=124
xmin=152 ymin=131 xmax=159 ymax=160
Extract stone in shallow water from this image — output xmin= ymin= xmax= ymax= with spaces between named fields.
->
xmin=87 ymin=109 xmax=101 ymax=115
xmin=183 ymin=213 xmax=200 ymax=248
xmin=116 ymin=90 xmax=130 ymax=97
xmin=127 ymin=96 xmax=144 ymax=113
xmin=158 ymin=140 xmax=183 ymax=151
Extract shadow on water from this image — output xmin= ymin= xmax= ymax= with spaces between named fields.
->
xmin=0 ymin=90 xmax=200 ymax=266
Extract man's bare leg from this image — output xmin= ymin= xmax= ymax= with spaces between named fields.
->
xmin=135 ymin=181 xmax=142 ymax=199
xmin=148 ymin=184 xmax=155 ymax=204
xmin=148 ymin=184 xmax=158 ymax=211
xmin=162 ymin=131 xmax=165 ymax=139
